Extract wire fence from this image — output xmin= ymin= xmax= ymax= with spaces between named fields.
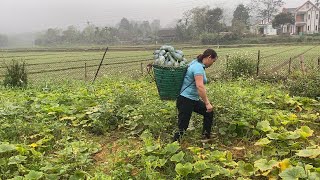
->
xmin=0 ymin=45 xmax=319 ymax=84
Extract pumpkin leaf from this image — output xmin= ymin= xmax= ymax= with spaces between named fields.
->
xmin=193 ymin=160 xmax=208 ymax=173
xmin=256 ymin=121 xmax=272 ymax=132
xmin=170 ymin=151 xmax=185 ymax=162
xmin=295 ymin=126 xmax=314 ymax=138
xmin=254 ymin=138 xmax=271 ymax=146
xmin=254 ymin=159 xmax=278 ymax=172
xmin=164 ymin=141 xmax=180 ymax=154
xmin=0 ymin=144 xmax=16 ymax=153
xmin=296 ymin=149 xmax=320 ymax=158
xmin=175 ymin=162 xmax=193 ymax=176
xmin=238 ymin=161 xmax=255 ymax=176
xmin=8 ymin=155 xmax=27 ymax=165
xmin=279 ymin=166 xmax=307 ymax=180
xmin=24 ymin=170 xmax=44 ymax=180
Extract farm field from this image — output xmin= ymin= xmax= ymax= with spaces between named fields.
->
xmin=0 ymin=44 xmax=319 ymax=83
xmin=0 ymin=76 xmax=319 ymax=179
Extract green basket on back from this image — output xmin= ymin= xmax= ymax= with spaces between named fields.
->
xmin=153 ymin=65 xmax=188 ymax=100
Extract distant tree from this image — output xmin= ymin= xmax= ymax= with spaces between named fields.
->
xmin=231 ymin=4 xmax=250 ymax=35
xmin=150 ymin=19 xmax=161 ymax=42
xmin=82 ymin=24 xmax=96 ymax=43
xmin=150 ymin=19 xmax=161 ymax=34
xmin=118 ymin=18 xmax=131 ymax=31
xmin=206 ymin=8 xmax=224 ymax=33
xmin=106 ymin=27 xmax=119 ymax=43
xmin=272 ymin=12 xmax=294 ymax=33
xmin=175 ymin=9 xmax=195 ymax=41
xmin=140 ymin=21 xmax=152 ymax=37
xmin=44 ymin=28 xmax=61 ymax=45
xmin=250 ymin=0 xmax=284 ymax=21
xmin=118 ymin=18 xmax=133 ymax=41
xmin=187 ymin=6 xmax=210 ymax=35
xmin=0 ymin=34 xmax=9 ymax=47
xmin=62 ymin=26 xmax=80 ymax=43
xmin=232 ymin=4 xmax=250 ymax=27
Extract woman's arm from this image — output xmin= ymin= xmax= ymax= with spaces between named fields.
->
xmin=195 ymin=75 xmax=213 ymax=112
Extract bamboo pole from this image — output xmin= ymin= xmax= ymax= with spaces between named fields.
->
xmin=299 ymin=55 xmax=306 ymax=75
xmin=288 ymin=58 xmax=292 ymax=75
xmin=256 ymin=50 xmax=260 ymax=76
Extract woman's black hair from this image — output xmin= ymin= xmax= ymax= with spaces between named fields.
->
xmin=197 ymin=49 xmax=217 ymax=62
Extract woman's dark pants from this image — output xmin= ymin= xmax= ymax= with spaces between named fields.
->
xmin=173 ymin=95 xmax=214 ymax=141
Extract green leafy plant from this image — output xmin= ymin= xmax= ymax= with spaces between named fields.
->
xmin=286 ymin=71 xmax=320 ymax=99
xmin=3 ymin=60 xmax=28 ymax=88
xmin=226 ymin=52 xmax=256 ymax=78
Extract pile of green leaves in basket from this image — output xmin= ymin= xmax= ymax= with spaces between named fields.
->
xmin=153 ymin=45 xmax=188 ymax=67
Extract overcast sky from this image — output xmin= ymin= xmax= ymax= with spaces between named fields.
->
xmin=0 ymin=0 xmax=307 ymax=34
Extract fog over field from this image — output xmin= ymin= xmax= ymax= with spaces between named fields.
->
xmin=0 ymin=0 xmax=304 ymax=34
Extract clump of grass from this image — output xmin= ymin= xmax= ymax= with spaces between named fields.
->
xmin=3 ymin=60 xmax=28 ymax=88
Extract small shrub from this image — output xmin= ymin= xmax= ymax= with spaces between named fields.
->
xmin=286 ymin=71 xmax=320 ymax=99
xmin=226 ymin=52 xmax=256 ymax=78
xmin=3 ymin=60 xmax=28 ymax=88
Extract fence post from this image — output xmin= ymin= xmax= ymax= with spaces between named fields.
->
xmin=84 ymin=63 xmax=87 ymax=81
xmin=226 ymin=55 xmax=229 ymax=71
xmin=256 ymin=50 xmax=260 ymax=76
xmin=318 ymin=57 xmax=320 ymax=70
xmin=288 ymin=58 xmax=292 ymax=75
xmin=141 ymin=62 xmax=143 ymax=75
xmin=300 ymin=55 xmax=306 ymax=75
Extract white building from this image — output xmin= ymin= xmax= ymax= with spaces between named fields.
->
xmin=251 ymin=18 xmax=277 ymax=36
xmin=282 ymin=1 xmax=320 ymax=35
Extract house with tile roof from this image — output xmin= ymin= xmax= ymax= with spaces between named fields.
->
xmin=282 ymin=1 xmax=320 ymax=35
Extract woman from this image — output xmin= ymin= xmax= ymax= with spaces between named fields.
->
xmin=173 ymin=48 xmax=218 ymax=142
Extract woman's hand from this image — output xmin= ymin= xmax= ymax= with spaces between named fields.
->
xmin=206 ymin=102 xmax=213 ymax=112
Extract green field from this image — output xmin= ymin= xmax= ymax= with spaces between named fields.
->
xmin=1 ymin=44 xmax=319 ymax=179
xmin=0 ymin=45 xmax=319 ymax=82
xmin=1 ymin=77 xmax=319 ymax=179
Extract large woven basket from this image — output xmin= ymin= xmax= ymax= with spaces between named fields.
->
xmin=153 ymin=65 xmax=188 ymax=100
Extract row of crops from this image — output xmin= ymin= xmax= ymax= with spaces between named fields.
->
xmin=0 ymin=45 xmax=319 ymax=82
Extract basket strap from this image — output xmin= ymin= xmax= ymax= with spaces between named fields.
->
xmin=178 ymin=80 xmax=195 ymax=98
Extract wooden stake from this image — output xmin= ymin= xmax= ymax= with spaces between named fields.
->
xmin=288 ymin=58 xmax=292 ymax=75
xmin=141 ymin=62 xmax=143 ymax=75
xmin=299 ymin=55 xmax=306 ymax=75
xmin=85 ymin=63 xmax=87 ymax=80
xmin=256 ymin=50 xmax=260 ymax=76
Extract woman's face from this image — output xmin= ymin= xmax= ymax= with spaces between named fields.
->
xmin=204 ymin=55 xmax=217 ymax=68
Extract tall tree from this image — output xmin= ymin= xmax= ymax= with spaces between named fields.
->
xmin=206 ymin=8 xmax=224 ymax=33
xmin=250 ymin=0 xmax=284 ymax=21
xmin=140 ymin=21 xmax=152 ymax=37
xmin=118 ymin=18 xmax=133 ymax=41
xmin=82 ymin=24 xmax=96 ymax=43
xmin=231 ymin=4 xmax=250 ymax=35
xmin=272 ymin=12 xmax=294 ymax=33
xmin=175 ymin=18 xmax=194 ymax=41
xmin=45 ymin=28 xmax=61 ymax=44
xmin=62 ymin=26 xmax=80 ymax=43
xmin=187 ymin=6 xmax=210 ymax=35
xmin=150 ymin=19 xmax=161 ymax=39
xmin=232 ymin=4 xmax=250 ymax=27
